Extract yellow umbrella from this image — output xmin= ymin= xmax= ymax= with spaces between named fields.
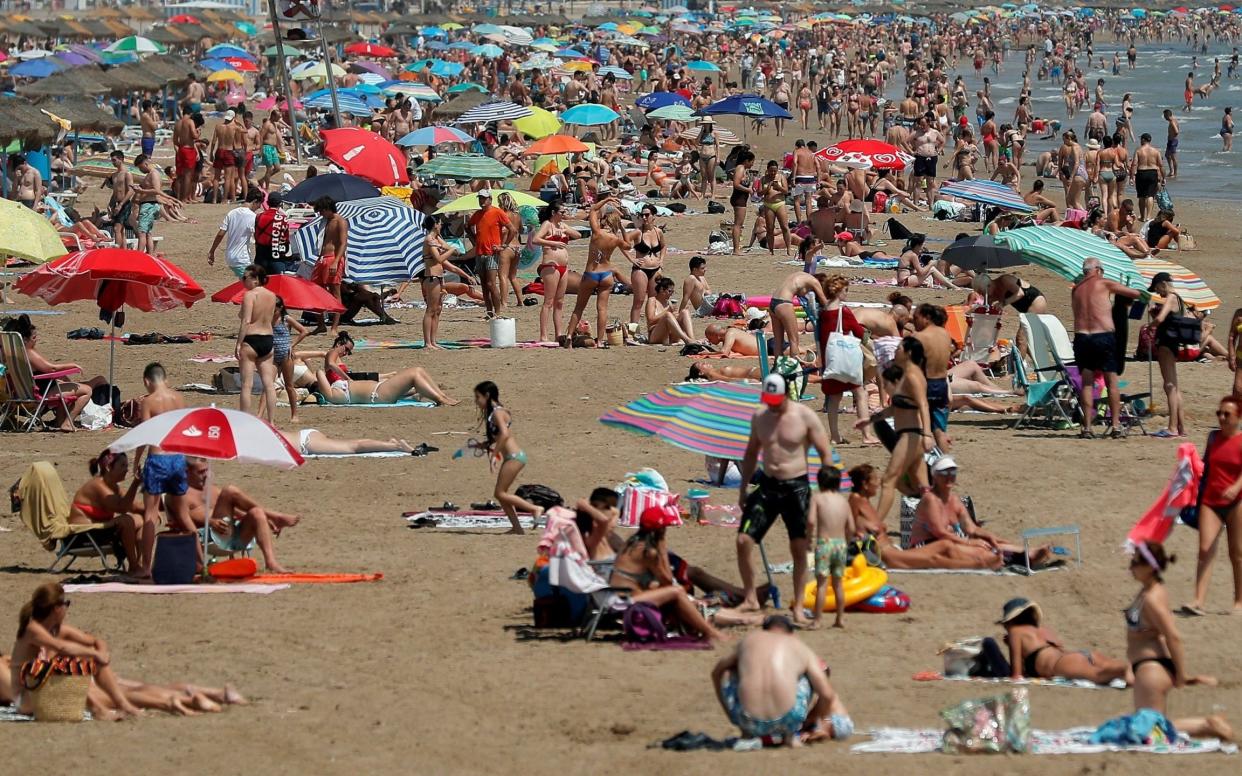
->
xmin=617 ymin=22 xmax=641 ymax=34
xmin=292 ymin=61 xmax=346 ymax=81
xmin=441 ymin=22 xmax=464 ymax=30
xmin=514 ymin=105 xmax=562 ymax=139
xmin=0 ymin=199 xmax=69 ymax=264
xmin=207 ymin=68 xmax=244 ymax=83
xmin=562 ymin=60 xmax=593 ymax=73
xmin=434 ymin=189 xmax=546 ymax=214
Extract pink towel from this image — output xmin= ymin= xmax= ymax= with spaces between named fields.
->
xmin=1127 ymin=443 xmax=1201 ymax=549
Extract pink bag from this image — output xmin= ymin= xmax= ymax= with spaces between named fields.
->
xmin=619 ymin=487 xmax=682 ymax=528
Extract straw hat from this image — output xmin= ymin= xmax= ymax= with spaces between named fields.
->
xmin=1086 ymin=138 xmax=1101 ymax=150
xmin=996 ymin=597 xmax=1042 ymax=625
xmin=700 ymin=116 xmax=715 ymax=125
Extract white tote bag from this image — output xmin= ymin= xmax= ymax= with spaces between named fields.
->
xmin=822 ymin=308 xmax=864 ymax=385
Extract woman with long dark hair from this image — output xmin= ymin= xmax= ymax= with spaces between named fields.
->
xmin=474 ymin=381 xmax=542 ymax=534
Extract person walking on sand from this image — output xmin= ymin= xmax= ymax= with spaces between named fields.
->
xmin=733 ymin=375 xmax=832 ymax=626
xmin=729 ymin=150 xmax=756 ymax=256
xmin=474 ymin=381 xmax=543 ymax=535
xmin=1070 ymin=257 xmax=1143 ymax=439
xmin=1183 ymin=395 xmax=1242 ymax=617
xmin=1131 ymin=133 xmax=1165 ymax=221
xmin=808 ymin=467 xmax=854 ymax=629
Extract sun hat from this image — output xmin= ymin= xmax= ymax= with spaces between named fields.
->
xmin=745 ymin=306 xmax=767 ymax=322
xmin=1147 ymin=271 xmax=1173 ymax=292
xmin=996 ymin=597 xmax=1042 ymax=625
xmin=639 ymin=504 xmax=679 ymax=531
xmin=701 ymin=116 xmax=715 ymax=125
xmin=1086 ymin=138 xmax=1100 ymax=150
xmin=761 ymin=374 xmax=787 ymax=406
xmin=930 ymin=456 xmax=958 ymax=475
xmin=478 ymin=189 xmax=493 ymax=198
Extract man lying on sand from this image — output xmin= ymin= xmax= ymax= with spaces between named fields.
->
xmin=711 ymin=615 xmax=852 ymax=746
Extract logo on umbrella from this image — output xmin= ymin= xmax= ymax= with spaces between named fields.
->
xmin=744 ymin=103 xmax=763 ymax=115
xmin=181 ymin=425 xmax=204 ymax=438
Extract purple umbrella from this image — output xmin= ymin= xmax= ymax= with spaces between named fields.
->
xmin=350 ymin=60 xmax=392 ymax=79
xmin=54 ymin=53 xmax=91 ymax=67
xmin=68 ymin=45 xmax=103 ymax=63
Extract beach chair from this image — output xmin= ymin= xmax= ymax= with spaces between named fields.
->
xmin=0 ymin=332 xmax=80 ymax=432
xmin=14 ymin=461 xmax=125 ymax=573
xmin=1012 ymin=315 xmax=1081 ymax=430
xmin=1038 ymin=315 xmax=1149 ymax=436
xmin=963 ymin=313 xmax=1002 ymax=364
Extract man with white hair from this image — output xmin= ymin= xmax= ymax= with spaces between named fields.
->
xmin=1070 ymin=257 xmax=1144 ymax=438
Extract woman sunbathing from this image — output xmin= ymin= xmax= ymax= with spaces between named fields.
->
xmin=997 ymin=598 xmax=1131 ymax=685
xmin=315 ymin=332 xmax=459 ymax=406
xmin=3 ymin=314 xmax=106 ymax=431
xmin=8 ymin=583 xmax=246 ymax=719
xmin=279 ymin=429 xmax=418 ymax=456
xmin=69 ymin=450 xmax=145 ymax=574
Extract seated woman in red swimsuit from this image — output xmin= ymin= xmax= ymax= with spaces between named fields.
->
xmin=69 ymin=450 xmax=145 ymax=575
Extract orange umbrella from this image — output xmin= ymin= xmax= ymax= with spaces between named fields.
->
xmin=529 ymin=160 xmax=560 ymax=192
xmin=523 ymin=134 xmax=589 ymax=156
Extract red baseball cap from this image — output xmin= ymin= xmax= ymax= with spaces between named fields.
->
xmin=639 ymin=504 xmax=679 ymax=531
xmin=761 ymin=374 xmax=787 ymax=406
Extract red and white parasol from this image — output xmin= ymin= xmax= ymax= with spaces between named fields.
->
xmin=815 ymin=138 xmax=912 ymax=170
xmin=109 ymin=406 xmax=303 ymax=468
xmin=211 ymin=274 xmax=345 ymax=313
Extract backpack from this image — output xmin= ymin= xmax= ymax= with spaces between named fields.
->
xmin=514 ymin=483 xmax=563 ymax=510
xmin=710 ymin=295 xmax=745 ymax=318
xmin=622 ymin=602 xmax=667 ymax=643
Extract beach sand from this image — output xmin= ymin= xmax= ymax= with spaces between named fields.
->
xmin=1 ymin=119 xmax=1239 ymax=772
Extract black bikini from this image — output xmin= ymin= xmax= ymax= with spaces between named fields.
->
xmin=1126 ymin=597 xmax=1177 ymax=680
xmin=243 ymin=334 xmax=274 ymax=359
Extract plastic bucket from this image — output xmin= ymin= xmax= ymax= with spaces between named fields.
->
xmin=490 ymin=316 xmax=516 ymax=348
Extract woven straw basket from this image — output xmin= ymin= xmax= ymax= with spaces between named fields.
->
xmin=30 ymin=674 xmax=90 ymax=722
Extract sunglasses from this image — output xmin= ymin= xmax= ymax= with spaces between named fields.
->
xmin=935 ymin=469 xmax=958 ymax=477
xmin=1218 ymin=410 xmax=1236 ymax=417
xmin=55 ymin=599 xmax=71 ymax=609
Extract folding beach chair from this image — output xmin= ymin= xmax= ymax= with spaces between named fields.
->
xmin=1011 ymin=315 xmax=1080 ymax=430
xmin=1038 ymin=315 xmax=1149 ymax=436
xmin=963 ymin=313 xmax=1002 ymax=365
xmin=14 ymin=462 xmax=125 ymax=573
xmin=0 ymin=332 xmax=80 ymax=432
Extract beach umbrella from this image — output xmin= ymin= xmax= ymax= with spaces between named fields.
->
xmin=168 ymin=14 xmax=201 ymax=24
xmin=205 ymin=44 xmax=253 ymax=60
xmin=635 ymin=91 xmax=691 ymax=111
xmin=992 ymin=227 xmax=1140 ymax=287
xmin=207 ymin=69 xmax=244 ymax=83
xmin=351 ymin=61 xmax=392 ymax=79
xmin=305 ymin=92 xmax=373 ymax=116
xmin=497 ymin=26 xmax=534 ymax=46
xmin=523 ymin=134 xmax=589 ymax=155
xmin=647 ymin=104 xmax=697 ymax=121
xmin=198 ymin=57 xmax=233 ymax=71
xmin=104 ymin=36 xmax=165 ymax=55
xmin=417 ymin=153 xmax=514 ymax=180
xmin=448 ymin=41 xmax=477 ymax=51
xmin=396 ymin=125 xmax=473 ymax=147
xmin=344 ymin=42 xmax=397 ymax=58
xmin=235 ymin=21 xmax=258 ymax=36
xmin=211 ymin=275 xmax=344 ymax=313
xmin=291 ymin=196 xmax=427 ymax=284
xmin=697 ymin=93 xmax=792 ymax=120
xmin=556 ymin=48 xmax=587 ymax=58
xmin=597 ymin=65 xmax=632 ymax=80
xmin=684 ymin=59 xmax=721 ymax=72
xmin=429 ymin=61 xmax=464 ymax=78
xmin=678 ymin=125 xmax=740 ymax=144
xmin=560 ymin=60 xmax=594 ymax=73
xmin=422 ymin=26 xmax=448 ymax=37
xmin=9 ymin=59 xmax=62 ymax=78
xmin=383 ymin=81 xmax=440 ymax=101
xmin=14 ymin=248 xmax=203 ymax=386
xmin=475 ymin=43 xmax=505 ymax=59
xmin=223 ymin=57 xmax=259 ymax=73
xmin=446 ymin=82 xmax=488 ymax=94
xmin=425 ymin=41 xmax=450 ymax=51
xmin=291 ymin=61 xmax=346 ymax=81
xmin=285 ymin=173 xmax=380 ymax=204
xmin=321 ymin=128 xmax=409 ymax=186
xmin=72 ymin=158 xmax=140 ymax=179
xmin=53 ymin=52 xmax=91 ymax=67
xmin=473 ymin=23 xmax=503 ymax=35
xmin=600 ymin=381 xmax=843 ymax=476
xmin=560 ymin=103 xmax=620 ymax=126
xmin=513 ymin=106 xmax=562 ymax=138
xmin=937 ymin=179 xmax=1034 ymax=212
xmin=940 ymin=234 xmax=1027 ymax=273
xmin=0 ymin=199 xmax=69 ymax=264
xmin=255 ymin=95 xmax=302 ymax=111
xmin=815 ymin=138 xmax=911 ymax=170
xmin=15 ymin=49 xmax=54 ymax=60
xmin=453 ymin=100 xmax=533 ymax=124
xmin=1132 ymin=257 xmax=1220 ymax=311
xmin=434 ymin=190 xmax=545 ymax=214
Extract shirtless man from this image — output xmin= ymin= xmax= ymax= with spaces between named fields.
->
xmin=908 ymin=114 xmax=943 ymax=206
xmin=734 ymin=375 xmax=833 ymax=625
xmin=1023 ymin=179 xmax=1061 ymax=223
xmin=678 ymin=256 xmax=712 ymax=317
xmin=1130 ymin=133 xmax=1164 ymax=221
xmin=134 ymin=363 xmax=191 ymax=578
xmin=912 ymin=303 xmax=954 ymax=450
xmin=242 ymin=111 xmax=261 ymax=188
xmin=139 ymin=100 xmax=159 ymax=159
xmin=1163 ymin=109 xmax=1180 ymax=179
xmin=107 ymin=150 xmax=135 ymax=247
xmin=1070 ymin=257 xmax=1143 ymax=438
xmin=644 ymin=277 xmax=697 ymax=345
xmin=182 ymin=457 xmax=297 ymax=574
xmin=258 ymin=110 xmax=285 ymax=189
xmin=990 ymin=154 xmax=1020 ymax=190
xmin=12 ymin=155 xmax=42 ymax=209
xmin=132 ymin=154 xmax=161 ymax=255
xmin=790 ymin=140 xmax=818 ymax=224
xmin=705 ymin=322 xmax=762 ymax=357
xmin=770 ymin=272 xmax=829 ymax=362
xmin=210 ymin=110 xmax=240 ymax=205
xmin=809 ymin=193 xmax=842 ymax=243
xmin=311 ymin=196 xmax=348 ymax=335
xmin=184 ymin=74 xmax=205 ymax=114
xmin=853 ymin=303 xmax=906 ymax=404
xmin=172 ymin=103 xmax=199 ymax=202
xmin=711 ymin=616 xmax=853 ymax=746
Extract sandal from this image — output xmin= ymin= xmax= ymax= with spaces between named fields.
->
xmin=1152 ymin=429 xmax=1177 ymax=439
xmin=1178 ymin=605 xmax=1207 ymax=617
xmin=1079 ymin=427 xmax=1096 ymax=439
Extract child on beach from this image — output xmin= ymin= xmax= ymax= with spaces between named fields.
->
xmin=809 ymin=467 xmax=854 ymax=629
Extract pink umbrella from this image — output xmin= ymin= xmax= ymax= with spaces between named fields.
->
xmin=255 ymin=95 xmax=302 ymax=111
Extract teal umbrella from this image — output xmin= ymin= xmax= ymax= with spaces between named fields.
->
xmin=560 ymin=103 xmax=621 ymax=126
xmin=235 ymin=21 xmax=258 ymax=36
xmin=447 ymin=82 xmax=488 ymax=94
xmin=646 ymin=104 xmax=696 ymax=121
xmin=685 ymin=60 xmax=721 ymax=72
xmin=992 ymin=227 xmax=1143 ymax=289
xmin=417 ymin=153 xmax=514 ymax=180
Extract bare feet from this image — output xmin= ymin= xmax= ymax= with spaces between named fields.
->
xmin=1205 ymin=715 xmax=1235 ymax=742
xmin=190 ymin=693 xmax=223 ymax=713
xmin=223 ymin=685 xmax=248 ymax=705
xmin=265 ymin=562 xmax=291 ymax=574
xmin=806 ymin=618 xmax=823 ymax=630
xmin=832 ymin=619 xmax=845 ymax=629
xmin=1188 ymin=674 xmax=1219 ymax=687
xmin=425 ymin=343 xmax=444 ymax=351
xmin=396 ymin=439 xmax=416 ymax=453
xmin=169 ymin=696 xmax=199 ymax=716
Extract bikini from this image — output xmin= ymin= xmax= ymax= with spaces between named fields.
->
xmin=487 ymin=408 xmax=527 ymax=465
xmin=537 ymin=232 xmax=571 ymax=277
xmin=1126 ymin=596 xmax=1177 ymax=680
xmin=889 ymin=394 xmax=925 ymax=436
xmin=243 ymin=334 xmax=274 ymax=359
xmin=583 ymin=243 xmax=613 ymax=284
xmin=633 ymin=233 xmax=663 ymax=279
xmin=327 ymin=363 xmax=352 ymax=404
xmin=72 ymin=502 xmax=112 ymax=521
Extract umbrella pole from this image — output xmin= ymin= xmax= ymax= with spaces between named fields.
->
xmin=108 ymin=318 xmax=116 ymax=390
xmin=267 ymin=0 xmax=302 ymax=164
xmin=201 ymin=461 xmax=213 ymax=581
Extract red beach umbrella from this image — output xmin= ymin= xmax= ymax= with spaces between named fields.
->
xmin=815 ymin=138 xmax=912 ymax=170
xmin=345 ymin=42 xmax=397 ymax=58
xmin=321 ymin=127 xmax=409 ymax=186
xmin=211 ymin=274 xmax=345 ymax=313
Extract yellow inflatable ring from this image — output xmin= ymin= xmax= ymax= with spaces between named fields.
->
xmin=802 ymin=554 xmax=888 ymax=611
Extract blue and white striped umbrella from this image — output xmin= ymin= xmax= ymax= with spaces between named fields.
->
xmin=304 ymin=92 xmax=373 ymax=116
xmin=937 ymin=179 xmax=1034 ymax=212
xmin=453 ymin=100 xmax=533 ymax=124
xmin=598 ymin=65 xmax=633 ymax=79
xmin=292 ymin=197 xmax=427 ymax=284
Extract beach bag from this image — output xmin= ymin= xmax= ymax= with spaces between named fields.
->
xmin=77 ymin=399 xmax=112 ymax=431
xmin=514 ymin=484 xmax=563 ymax=510
xmin=939 ymin=637 xmax=986 ymax=677
xmin=710 ymin=295 xmax=745 ymax=318
xmin=1155 ymin=188 xmax=1174 ymax=212
xmin=20 ymin=656 xmax=95 ymax=722
xmin=871 ymin=191 xmax=888 ymax=213
xmin=1180 ymin=430 xmax=1215 ymax=530
xmin=940 ymin=688 xmax=1031 ymax=754
xmin=1177 ymin=231 xmax=1195 ymax=250
xmin=619 ymin=486 xmax=680 ymax=528
xmin=623 ymin=602 xmax=668 ymax=643
xmin=707 ymin=200 xmax=725 ymax=214
xmin=822 ymin=312 xmax=864 ymax=385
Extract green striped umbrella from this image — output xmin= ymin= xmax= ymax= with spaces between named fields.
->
xmin=992 ymin=226 xmax=1144 ymax=290
xmin=104 ymin=36 xmax=166 ymax=55
xmin=416 ymin=153 xmax=514 ymax=180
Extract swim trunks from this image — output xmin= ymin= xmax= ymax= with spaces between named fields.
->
xmin=141 ymin=137 xmax=155 ymax=157
xmin=912 ymin=155 xmax=937 ymax=178
xmin=814 ymin=537 xmax=848 ymax=578
xmin=261 ymin=144 xmax=280 ymax=167
xmin=740 ymin=472 xmax=811 ymax=543
xmin=792 ymin=175 xmax=818 ymax=196
xmin=722 ymin=673 xmax=811 ymax=740
xmin=311 ymin=252 xmax=344 ymax=285
xmin=926 ymin=377 xmax=949 ymax=432
xmin=142 ymin=454 xmax=188 ymax=496
xmin=1165 ymin=137 xmax=1180 ymax=156
xmin=1073 ymin=331 xmax=1119 ymax=373
xmin=1134 ymin=169 xmax=1160 ymax=199
xmin=137 ymin=202 xmax=159 ymax=234
xmin=214 ymin=149 xmax=235 ymax=169
xmin=176 ymin=146 xmax=197 ymax=176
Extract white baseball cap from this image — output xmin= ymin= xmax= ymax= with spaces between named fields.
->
xmin=761 ymin=374 xmax=787 ymax=406
xmin=224 ymin=109 xmax=236 ymax=121
xmin=745 ymin=306 xmax=766 ymax=322
xmin=931 ymin=456 xmax=958 ymax=475
xmin=478 ymin=189 xmax=493 ymax=199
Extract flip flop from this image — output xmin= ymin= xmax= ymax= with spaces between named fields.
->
xmin=1178 ymin=605 xmax=1207 ymax=617
xmin=1152 ymin=429 xmax=1177 ymax=439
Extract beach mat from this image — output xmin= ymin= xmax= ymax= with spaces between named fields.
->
xmin=1 ymin=704 xmax=91 ymax=722
xmin=887 ymin=565 xmax=1065 ymax=577
xmin=62 ymin=582 xmax=289 ymax=594
xmin=404 ymin=509 xmax=538 ymax=530
xmin=235 ymin=572 xmax=383 ymax=584
xmin=913 ymin=672 xmax=1126 ymax=691
xmin=852 ymin=726 xmax=1236 ymax=755
xmin=304 ymin=450 xmax=411 ymax=458
xmin=316 ymin=398 xmax=436 ymax=409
